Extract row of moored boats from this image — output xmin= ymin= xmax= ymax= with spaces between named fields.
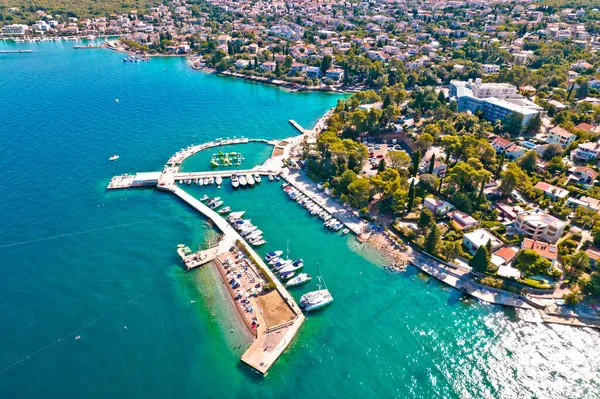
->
xmin=180 ymin=176 xmax=224 ymax=187
xmin=263 ymin=250 xmax=333 ymax=312
xmin=282 ymin=184 xmax=349 ymax=234
xmin=226 ymin=211 xmax=266 ymax=247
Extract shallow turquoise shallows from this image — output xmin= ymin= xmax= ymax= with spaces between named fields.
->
xmin=0 ymin=41 xmax=599 ymax=399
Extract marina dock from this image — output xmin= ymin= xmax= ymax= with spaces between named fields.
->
xmin=0 ymin=50 xmax=32 ymax=53
xmin=288 ymin=120 xmax=307 ymax=134
xmin=169 ymin=185 xmax=305 ymax=375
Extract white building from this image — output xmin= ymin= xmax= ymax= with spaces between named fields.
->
xmin=547 ymin=126 xmax=576 ymax=147
xmin=1 ymin=24 xmax=28 ymax=36
xmin=462 ymin=229 xmax=503 ymax=254
xmin=514 ymin=210 xmax=567 ymax=244
xmin=449 ymin=79 xmax=543 ymax=125
xmin=571 ymin=142 xmax=600 ymax=162
xmin=482 ymin=64 xmax=501 ymax=74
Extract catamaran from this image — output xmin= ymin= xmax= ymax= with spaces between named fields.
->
xmin=286 ymin=273 xmax=311 ymax=287
xmin=300 ymin=276 xmax=333 ymax=312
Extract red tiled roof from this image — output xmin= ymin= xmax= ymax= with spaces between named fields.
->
xmin=522 ymin=238 xmax=558 ymax=261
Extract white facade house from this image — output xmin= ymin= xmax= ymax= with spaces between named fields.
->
xmin=482 ymin=64 xmax=501 ymax=74
xmin=571 ymin=142 xmax=600 ymax=162
xmin=547 ymin=126 xmax=576 ymax=147
xmin=462 ymin=229 xmax=503 ymax=254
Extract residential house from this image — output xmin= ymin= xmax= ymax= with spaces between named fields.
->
xmin=571 ymin=142 xmax=600 ymax=162
xmin=492 ymin=137 xmax=513 ymax=153
xmin=566 ymin=196 xmax=600 ymax=212
xmin=305 ymin=66 xmax=321 ymax=78
xmin=260 ymin=61 xmax=276 ymax=72
xmin=492 ymin=247 xmax=520 ymax=278
xmin=521 ymin=238 xmax=559 ymax=266
xmin=569 ymin=166 xmax=598 ymax=185
xmin=448 ymin=210 xmax=477 ymax=230
xmin=505 ymin=143 xmax=527 ymax=160
xmin=463 ymin=229 xmax=503 ymax=254
xmin=534 ymin=182 xmax=570 ymax=200
xmin=325 ymin=68 xmax=344 ymax=82
xmin=585 ymin=248 xmax=600 ymax=269
xmin=514 ymin=210 xmax=567 ymax=244
xmin=424 ymin=197 xmax=454 ymax=215
xmin=547 ymin=126 xmax=576 ymax=147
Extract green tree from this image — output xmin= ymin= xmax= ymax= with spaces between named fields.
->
xmin=564 ymin=250 xmax=590 ymax=282
xmin=415 ymin=133 xmax=434 ymax=152
xmin=499 ymin=163 xmax=527 ymax=196
xmin=518 ymin=150 xmax=539 ymax=173
xmin=515 ymin=249 xmax=552 ymax=277
xmin=542 ymin=143 xmax=564 ymax=161
xmin=275 ymin=60 xmax=281 ymax=77
xmin=411 ymin=150 xmax=421 ymax=177
xmin=377 ymin=158 xmax=386 ymax=172
xmin=503 ymin=113 xmax=524 ymax=137
xmin=406 ymin=180 xmax=416 ymax=213
xmin=335 ymin=169 xmax=357 ymax=196
xmin=469 ymin=246 xmax=490 ymax=273
xmin=428 ymin=154 xmax=435 ymax=174
xmin=345 ymin=178 xmax=372 ymax=208
xmin=320 ymin=55 xmax=332 ymax=77
xmin=440 ymin=241 xmax=460 ymax=262
xmin=424 ymin=223 xmax=441 ymax=255
xmin=525 ymin=113 xmax=542 ymax=135
xmin=418 ymin=208 xmax=434 ymax=230
xmin=387 ymin=151 xmax=411 ymax=170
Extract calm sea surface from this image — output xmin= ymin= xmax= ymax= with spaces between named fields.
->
xmin=0 ymin=40 xmax=599 ymax=399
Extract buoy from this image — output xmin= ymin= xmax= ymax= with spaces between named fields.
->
xmin=115 ymin=98 xmax=119 ymax=103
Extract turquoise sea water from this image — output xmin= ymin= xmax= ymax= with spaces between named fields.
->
xmin=1 ymin=41 xmax=599 ymax=399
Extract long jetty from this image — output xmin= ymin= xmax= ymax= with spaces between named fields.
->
xmin=166 ymin=185 xmax=305 ymax=375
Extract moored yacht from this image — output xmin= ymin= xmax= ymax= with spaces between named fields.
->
xmin=286 ymin=273 xmax=312 ymax=287
xmin=239 ymin=175 xmax=247 ymax=187
xmin=246 ymin=174 xmax=255 ymax=186
xmin=254 ymin=173 xmax=261 ymax=184
xmin=231 ymin=175 xmax=239 ymax=188
xmin=265 ymin=251 xmax=283 ymax=261
xmin=215 ymin=176 xmax=223 ymax=186
xmin=300 ymin=289 xmax=333 ymax=311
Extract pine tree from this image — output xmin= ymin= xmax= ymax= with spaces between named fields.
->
xmin=382 ymin=94 xmax=391 ymax=109
xmin=485 ymin=239 xmax=492 ymax=259
xmin=424 ymin=224 xmax=441 ymax=255
xmin=495 ymin=153 xmax=505 ymax=178
xmin=411 ymin=149 xmax=421 ymax=177
xmin=406 ymin=180 xmax=416 ymax=213
xmin=275 ymin=60 xmax=281 ymax=77
xmin=475 ymin=179 xmax=486 ymax=210
xmin=377 ymin=158 xmax=386 ymax=172
xmin=469 ymin=246 xmax=490 ymax=273
xmin=428 ymin=154 xmax=435 ymax=174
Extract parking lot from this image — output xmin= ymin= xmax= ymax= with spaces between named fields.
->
xmin=361 ymin=141 xmax=406 ymax=176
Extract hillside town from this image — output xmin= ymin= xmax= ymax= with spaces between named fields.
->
xmin=3 ymin=0 xmax=600 ymax=317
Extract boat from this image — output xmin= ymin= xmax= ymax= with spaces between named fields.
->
xmin=246 ymin=174 xmax=255 ymax=186
xmin=200 ymin=195 xmax=209 ymax=201
xmin=218 ymin=206 xmax=231 ymax=214
xmin=239 ymin=175 xmax=247 ymax=187
xmin=300 ymin=288 xmax=333 ymax=311
xmin=210 ymin=200 xmax=223 ymax=209
xmin=254 ymin=173 xmax=261 ymax=184
xmin=240 ymin=226 xmax=258 ymax=236
xmin=271 ymin=259 xmax=292 ymax=272
xmin=279 ymin=271 xmax=295 ymax=280
xmin=277 ymin=261 xmax=303 ymax=275
xmin=109 ymin=154 xmax=119 ymax=161
xmin=265 ymin=251 xmax=283 ymax=261
xmin=231 ymin=175 xmax=239 ymax=188
xmin=250 ymin=239 xmax=266 ymax=246
xmin=207 ymin=197 xmax=221 ymax=206
xmin=227 ymin=211 xmax=245 ymax=221
xmin=286 ymin=273 xmax=312 ymax=287
xmin=203 ymin=177 xmax=209 ymax=185
xmin=199 ymin=178 xmax=204 ymax=186
xmin=186 ymin=179 xmax=192 ymax=185
xmin=275 ymin=175 xmax=281 ymax=181
xmin=209 ymin=177 xmax=214 ymax=185
xmin=342 ymin=228 xmax=350 ymax=235
xmin=269 ymin=175 xmax=274 ymax=182
xmin=215 ymin=176 xmax=222 ymax=186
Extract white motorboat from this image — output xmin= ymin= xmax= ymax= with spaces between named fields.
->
xmin=250 ymin=239 xmax=266 ymax=246
xmin=199 ymin=178 xmax=204 ymax=186
xmin=227 ymin=211 xmax=245 ymax=221
xmin=279 ymin=271 xmax=295 ymax=280
xmin=246 ymin=174 xmax=255 ymax=186
xmin=209 ymin=177 xmax=215 ymax=185
xmin=203 ymin=177 xmax=209 ymax=185
xmin=271 ymin=259 xmax=292 ymax=272
xmin=269 ymin=175 xmax=274 ymax=181
xmin=200 ymin=195 xmax=209 ymax=201
xmin=277 ymin=261 xmax=303 ymax=275
xmin=286 ymin=273 xmax=312 ymax=287
xmin=218 ymin=206 xmax=231 ymax=214
xmin=109 ymin=154 xmax=119 ymax=161
xmin=210 ymin=200 xmax=223 ymax=209
xmin=215 ymin=176 xmax=223 ymax=186
xmin=300 ymin=289 xmax=333 ymax=311
xmin=342 ymin=228 xmax=350 ymax=235
xmin=239 ymin=175 xmax=247 ymax=187
xmin=231 ymin=175 xmax=239 ymax=188
xmin=254 ymin=173 xmax=261 ymax=183
xmin=240 ymin=226 xmax=258 ymax=236
xmin=265 ymin=251 xmax=283 ymax=261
